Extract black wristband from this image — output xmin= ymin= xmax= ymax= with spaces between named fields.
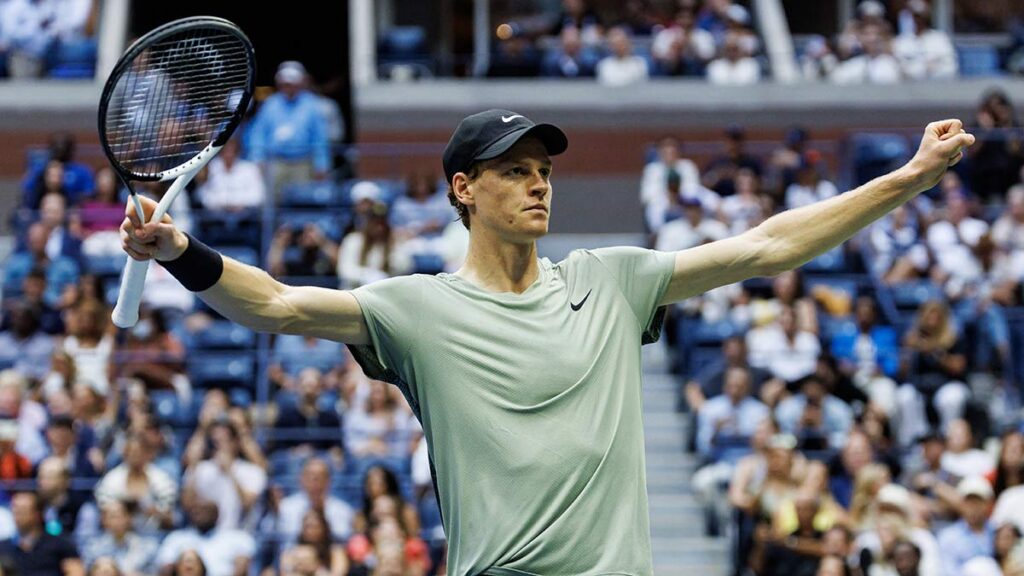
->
xmin=158 ymin=233 xmax=224 ymax=292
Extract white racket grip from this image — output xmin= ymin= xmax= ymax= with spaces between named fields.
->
xmin=111 ymin=172 xmax=196 ymax=328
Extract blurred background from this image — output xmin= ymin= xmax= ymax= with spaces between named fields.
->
xmin=0 ymin=1 xmax=1023 ymax=575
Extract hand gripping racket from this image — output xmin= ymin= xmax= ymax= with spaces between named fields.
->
xmin=99 ymin=16 xmax=255 ymax=328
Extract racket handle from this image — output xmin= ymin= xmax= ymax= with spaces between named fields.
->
xmin=112 ymin=258 xmax=150 ymax=328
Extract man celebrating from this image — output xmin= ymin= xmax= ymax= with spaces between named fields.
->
xmin=121 ymin=110 xmax=973 ymax=575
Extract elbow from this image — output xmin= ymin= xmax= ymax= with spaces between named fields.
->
xmin=747 ymin=228 xmax=800 ymax=277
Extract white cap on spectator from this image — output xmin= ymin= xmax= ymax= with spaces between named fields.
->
xmin=0 ymin=420 xmax=17 ymax=441
xmin=961 ymin=557 xmax=1002 ymax=576
xmin=907 ymin=0 xmax=930 ymax=16
xmin=876 ymin=484 xmax=912 ymax=514
xmin=767 ymin=433 xmax=797 ymax=451
xmin=351 ymin=181 xmax=383 ymax=203
xmin=275 ymin=61 xmax=307 ymax=85
xmin=957 ymin=476 xmax=994 ymax=500
xmin=858 ymin=0 xmax=885 ymax=18
xmin=726 ymin=4 xmax=750 ymax=25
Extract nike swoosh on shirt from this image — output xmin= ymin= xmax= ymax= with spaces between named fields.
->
xmin=570 ymin=289 xmax=592 ymax=311
xmin=501 ymin=115 xmax=523 ymax=123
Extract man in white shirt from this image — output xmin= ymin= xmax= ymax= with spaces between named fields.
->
xmin=831 ymin=23 xmax=902 ymax=85
xmin=185 ymin=420 xmax=267 ymax=531
xmin=992 ymin=184 xmax=1024 ymax=254
xmin=277 ymin=457 xmax=355 ymax=542
xmin=746 ymin=304 xmax=821 ymax=383
xmin=156 ymin=499 xmax=255 ymax=576
xmin=640 ymin=136 xmax=718 ymax=232
xmin=596 ymin=26 xmax=648 ymax=86
xmin=707 ymin=32 xmax=760 ymax=86
xmin=656 ymin=197 xmax=729 ymax=252
xmin=197 ymin=138 xmax=266 ymax=211
xmin=892 ymin=0 xmax=958 ymax=81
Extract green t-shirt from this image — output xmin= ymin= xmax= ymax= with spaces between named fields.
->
xmin=348 ymin=246 xmax=676 ymax=576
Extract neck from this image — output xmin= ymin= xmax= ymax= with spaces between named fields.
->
xmin=456 ymin=228 xmax=540 ymax=293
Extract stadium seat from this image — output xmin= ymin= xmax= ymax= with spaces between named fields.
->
xmin=851 ymin=133 xmax=910 ymax=186
xmin=188 ymin=352 xmax=256 ymax=389
xmin=276 ymin=210 xmax=351 ymax=242
xmin=189 ymin=320 xmax=256 ymax=350
xmin=82 ymin=252 xmax=127 ymax=277
xmin=280 ymin=181 xmax=347 ymax=208
xmin=377 ymin=26 xmax=435 ymax=75
xmin=215 ymin=246 xmax=260 ymax=267
xmin=278 ymin=275 xmax=338 ymax=289
xmin=957 ymin=44 xmax=1003 ymax=77
xmin=888 ymin=280 xmax=944 ymax=310
xmin=802 ymin=247 xmax=847 ymax=272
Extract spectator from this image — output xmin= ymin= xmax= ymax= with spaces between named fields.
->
xmin=95 ymin=435 xmax=177 ymax=532
xmin=828 ymin=429 xmax=876 ymax=509
xmin=869 ymin=205 xmax=931 ymax=283
xmin=901 ymin=431 xmax=959 ymax=524
xmin=994 ymin=522 xmax=1022 ymax=570
xmin=991 ymin=429 xmax=1024 ymax=499
xmin=684 ymin=336 xmax=771 ymax=413
xmin=798 ymin=36 xmax=839 ymax=81
xmin=60 ymin=299 xmax=113 ymax=396
xmin=183 ymin=418 xmax=267 ymax=531
xmin=81 ymin=499 xmax=158 ymax=576
xmin=0 ymin=370 xmax=48 ymax=464
xmin=268 ymin=334 xmax=349 ymax=391
xmin=274 ymin=369 xmax=343 ymax=454
xmin=390 ymin=174 xmax=452 ymax=274
xmin=38 ymin=192 xmax=83 ymax=262
xmin=756 ymin=489 xmax=827 ymax=576
xmin=695 ymin=366 xmax=770 ymax=460
xmin=651 ymin=6 xmax=715 ymax=76
xmin=3 ymin=222 xmax=80 ymax=308
xmin=596 ymin=26 xmax=648 ymax=87
xmin=278 ymin=459 xmax=355 ymax=543
xmin=937 ymin=476 xmax=995 ymax=576
xmin=343 ymin=380 xmax=417 ymax=461
xmin=196 ymin=138 xmax=265 ymax=212
xmin=352 ymin=465 xmax=420 ymax=537
xmin=992 ymin=185 xmax=1024 ymax=254
xmin=696 ymin=0 xmax=734 ymax=42
xmin=640 ymin=136 xmax=713 ymax=233
xmin=853 ymin=484 xmax=941 ymax=576
xmin=747 ymin=304 xmax=821 ymax=384
xmin=21 ymin=132 xmax=95 ymax=209
xmin=776 ymin=374 xmax=854 ymax=451
xmin=86 ymin=557 xmax=122 ymax=576
xmin=717 ymin=167 xmax=766 ymax=235
xmin=940 ymin=419 xmax=995 ymax=479
xmin=248 ymin=61 xmax=330 ymax=198
xmin=892 ymin=0 xmax=957 ymax=80
xmin=0 ymin=302 xmax=54 ymax=381
xmin=968 ymin=90 xmax=1024 ymax=202
xmin=747 ymin=268 xmax=819 ymax=337
xmin=831 ymin=23 xmax=902 ymax=85
xmin=549 ymin=0 xmax=603 ymax=46
xmin=830 ymin=296 xmax=900 ymax=415
xmin=337 ymin=202 xmax=395 ymax=289
xmin=7 ymin=267 xmax=63 ymax=335
xmin=655 ymin=196 xmax=730 ymax=252
xmin=703 ymin=125 xmax=763 ymax=197
xmin=784 ymin=151 xmax=838 ymax=210
xmin=155 ymin=499 xmax=255 ymax=576
xmin=267 ymin=223 xmax=338 ymax=278
xmin=487 ymin=33 xmax=542 ymax=78
xmin=278 ymin=539 xmax=345 ymax=576
xmin=43 ymin=415 xmax=101 ymax=479
xmin=0 ymin=491 xmax=84 ymax=576
xmin=707 ymin=31 xmax=760 ymax=86
xmin=0 ymin=419 xmax=32 ymax=482
xmin=836 ymin=0 xmax=893 ymax=60
xmin=78 ymin=168 xmax=124 ymax=237
xmin=541 ymin=26 xmax=600 ymax=78
xmin=118 ymin=307 xmax=189 ymax=397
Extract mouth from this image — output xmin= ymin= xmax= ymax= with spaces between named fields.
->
xmin=525 ymin=205 xmax=548 ymax=213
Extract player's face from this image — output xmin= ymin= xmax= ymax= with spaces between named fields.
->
xmin=471 ymin=137 xmax=553 ymax=243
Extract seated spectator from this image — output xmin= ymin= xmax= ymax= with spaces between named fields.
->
xmin=941 ymin=419 xmax=995 ymax=479
xmin=849 ymin=462 xmax=892 ymax=529
xmin=707 ymin=31 xmax=760 ymax=86
xmin=78 ymin=168 xmax=124 ymax=238
xmin=43 ymin=415 xmax=101 ymax=480
xmin=0 ymin=419 xmax=32 ymax=482
xmin=870 ymin=205 xmax=930 ymax=283
xmin=827 ymin=429 xmax=876 ymax=509
xmin=937 ymin=476 xmax=995 ymax=576
xmin=704 ymin=125 xmax=763 ymax=197
xmin=248 ymin=61 xmax=330 ymax=197
xmin=830 ymin=296 xmax=900 ymax=416
xmin=897 ymin=300 xmax=970 ymax=437
xmin=651 ymin=5 xmax=715 ymax=76
xmin=775 ymin=374 xmax=854 ymax=450
xmin=347 ymin=515 xmax=429 ymax=576
xmin=655 ymin=197 xmax=729 ymax=252
xmin=0 ymin=302 xmax=54 ymax=382
xmin=59 ymin=299 xmax=113 ymax=395
xmin=488 ymin=31 xmax=542 ymax=78
xmin=352 ymin=465 xmax=420 ymax=537
xmin=343 ymin=381 xmax=418 ymax=461
xmin=798 ymin=36 xmax=839 ymax=81
xmin=994 ymin=522 xmax=1022 ymax=571
xmin=36 ymin=456 xmax=97 ymax=539
xmin=853 ymin=484 xmax=941 ymax=576
xmin=892 ymin=0 xmax=957 ymax=80
xmin=836 ymin=0 xmax=893 ymax=60
xmin=195 ymin=138 xmax=265 ymax=212
xmin=155 ymin=499 xmax=255 ymax=576
xmin=95 ymin=435 xmax=177 ymax=532
xmin=183 ymin=418 xmax=267 ymax=531
xmin=274 ymin=369 xmax=343 ymax=455
xmin=695 ymin=367 xmax=769 ymax=461
xmin=390 ymin=174 xmax=452 ymax=274
xmin=549 ymin=0 xmax=603 ymax=46
xmin=268 ymin=223 xmax=338 ymax=278
xmin=85 ymin=557 xmax=121 ymax=576
xmin=746 ymin=269 xmax=818 ymax=335
xmin=784 ymin=151 xmax=838 ymax=210
xmin=754 ymin=489 xmax=827 ymax=576
xmin=640 ymin=135 xmax=714 ymax=233
xmin=81 ymin=499 xmax=158 ymax=575
xmin=927 ymin=190 xmax=989 ymax=274
xmin=269 ymin=334 xmax=349 ymax=391
xmin=337 ymin=202 xmax=396 ymax=289
xmin=684 ymin=336 xmax=771 ymax=413
xmin=717 ymin=167 xmax=766 ymax=234
xmin=596 ymin=26 xmax=648 ymax=86
xmin=992 ymin=184 xmax=1024 ymax=254
xmin=831 ymin=23 xmax=902 ymax=85
xmin=0 ymin=370 xmax=48 ymax=464
xmin=279 ymin=539 xmax=347 ymax=576
xmin=700 ymin=417 xmax=779 ymax=536
xmin=968 ymin=90 xmax=1024 ymax=203
xmin=695 ymin=0 xmax=733 ymax=42
xmin=5 ymin=268 xmax=64 ymax=335
xmin=278 ymin=459 xmax=355 ymax=543
xmin=117 ymin=307 xmax=189 ymax=397
xmin=3 ymin=222 xmax=79 ymax=308
xmin=0 ymin=491 xmax=84 ymax=576
xmin=901 ymin=431 xmax=960 ymax=525
xmin=21 ymin=133 xmax=95 ymax=209
xmin=541 ymin=25 xmax=600 ymax=78
xmin=37 ymin=193 xmax=83 ymax=262
xmin=991 ymin=429 xmax=1024 ymax=499
xmin=746 ymin=304 xmax=821 ymax=384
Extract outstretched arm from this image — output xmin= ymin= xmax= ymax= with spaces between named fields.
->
xmin=120 ymin=197 xmax=369 ymax=344
xmin=660 ymin=119 xmax=975 ymax=305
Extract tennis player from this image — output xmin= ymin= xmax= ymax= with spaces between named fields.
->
xmin=121 ymin=110 xmax=973 ymax=576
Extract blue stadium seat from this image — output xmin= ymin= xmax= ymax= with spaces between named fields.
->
xmin=190 ymin=320 xmax=256 ymax=350
xmin=276 ymin=210 xmax=351 ymax=242
xmin=197 ymin=210 xmax=262 ymax=246
xmin=215 ymin=246 xmax=260 ymax=267
xmin=280 ymin=181 xmax=347 ymax=208
xmin=888 ymin=280 xmax=944 ymax=310
xmin=802 ymin=247 xmax=847 ymax=273
xmin=851 ymin=133 xmax=910 ymax=186
xmin=957 ymin=44 xmax=1002 ymax=77
xmin=188 ymin=352 xmax=256 ymax=388
xmin=378 ymin=26 xmax=434 ymax=74
xmin=685 ymin=347 xmax=721 ymax=378
xmin=82 ymin=253 xmax=127 ymax=277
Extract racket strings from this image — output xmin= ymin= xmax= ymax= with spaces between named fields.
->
xmin=104 ymin=27 xmax=251 ymax=177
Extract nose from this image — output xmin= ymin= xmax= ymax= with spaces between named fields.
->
xmin=528 ymin=170 xmax=549 ymax=198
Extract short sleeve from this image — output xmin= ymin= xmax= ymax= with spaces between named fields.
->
xmin=587 ymin=247 xmax=676 ymax=344
xmin=346 ymin=275 xmax=425 ymax=392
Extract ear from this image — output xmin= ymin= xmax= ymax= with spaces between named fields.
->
xmin=452 ymin=172 xmax=476 ymax=207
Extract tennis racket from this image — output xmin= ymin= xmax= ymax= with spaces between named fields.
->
xmin=99 ymin=16 xmax=255 ymax=328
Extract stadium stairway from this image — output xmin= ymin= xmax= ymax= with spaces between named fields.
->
xmin=642 ymin=340 xmax=729 ymax=576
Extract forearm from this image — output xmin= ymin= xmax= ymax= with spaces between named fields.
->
xmin=199 ymin=258 xmax=297 ymax=333
xmin=754 ymin=166 xmax=925 ymax=274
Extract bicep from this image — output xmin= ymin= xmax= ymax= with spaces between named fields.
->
xmin=277 ymin=285 xmax=370 ymax=345
xmin=660 ymin=229 xmax=771 ymax=305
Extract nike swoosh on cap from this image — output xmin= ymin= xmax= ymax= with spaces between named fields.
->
xmin=501 ymin=115 xmax=523 ymax=123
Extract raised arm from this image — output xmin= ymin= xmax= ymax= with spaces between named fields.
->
xmin=120 ymin=197 xmax=369 ymax=345
xmin=660 ymin=119 xmax=975 ymax=305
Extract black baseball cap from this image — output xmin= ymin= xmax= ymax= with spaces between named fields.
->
xmin=442 ymin=109 xmax=568 ymax=183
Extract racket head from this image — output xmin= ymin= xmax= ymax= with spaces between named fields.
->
xmin=98 ymin=16 xmax=255 ymax=183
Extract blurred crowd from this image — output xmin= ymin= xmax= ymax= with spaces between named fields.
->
xmin=0 ymin=0 xmax=99 ymax=78
xmin=654 ymin=91 xmax=1024 ymax=576
xmin=0 ymin=59 xmax=456 ymax=576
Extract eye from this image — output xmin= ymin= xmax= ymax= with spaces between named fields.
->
xmin=507 ymin=166 xmax=525 ymax=176
xmin=540 ymin=167 xmax=552 ymax=178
